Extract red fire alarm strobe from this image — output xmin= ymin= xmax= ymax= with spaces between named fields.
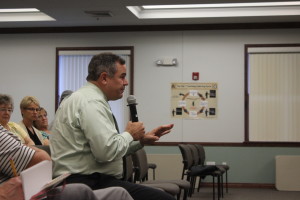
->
xmin=192 ymin=72 xmax=199 ymax=80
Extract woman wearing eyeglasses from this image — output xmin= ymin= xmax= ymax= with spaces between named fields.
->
xmin=19 ymin=96 xmax=49 ymax=145
xmin=0 ymin=94 xmax=35 ymax=146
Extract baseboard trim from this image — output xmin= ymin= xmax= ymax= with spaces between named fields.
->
xmin=201 ymin=182 xmax=275 ymax=189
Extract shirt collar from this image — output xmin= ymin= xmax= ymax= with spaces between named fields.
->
xmin=85 ymin=81 xmax=108 ymax=101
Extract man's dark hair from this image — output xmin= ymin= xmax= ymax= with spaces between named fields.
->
xmin=86 ymin=53 xmax=125 ymax=81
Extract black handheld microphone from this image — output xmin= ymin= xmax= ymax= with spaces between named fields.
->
xmin=127 ymin=95 xmax=139 ymax=122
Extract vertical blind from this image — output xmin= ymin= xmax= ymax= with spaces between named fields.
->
xmin=249 ymin=53 xmax=300 ymax=142
xmin=58 ymin=54 xmax=130 ymax=132
xmin=59 ymin=55 xmax=92 ymax=94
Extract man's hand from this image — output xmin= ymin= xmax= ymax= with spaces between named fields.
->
xmin=140 ymin=124 xmax=174 ymax=145
xmin=0 ymin=177 xmax=24 ymax=200
xmin=125 ymin=121 xmax=145 ymax=141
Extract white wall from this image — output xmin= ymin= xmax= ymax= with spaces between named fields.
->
xmin=1 ymin=29 xmax=300 ymax=143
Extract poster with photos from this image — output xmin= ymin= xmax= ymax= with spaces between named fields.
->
xmin=171 ymin=82 xmax=218 ymax=119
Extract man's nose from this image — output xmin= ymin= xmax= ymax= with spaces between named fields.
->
xmin=124 ymin=79 xmax=129 ymax=85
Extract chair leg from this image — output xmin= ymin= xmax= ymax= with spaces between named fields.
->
xmin=194 ymin=176 xmax=199 ymax=195
xmin=197 ymin=176 xmax=201 ymax=192
xmin=217 ymin=175 xmax=220 ymax=200
xmin=177 ymin=189 xmax=182 ymax=200
xmin=152 ymin=168 xmax=155 ymax=180
xmin=221 ymin=174 xmax=224 ymax=198
xmin=190 ymin=176 xmax=196 ymax=197
xmin=181 ymin=167 xmax=186 ymax=180
xmin=187 ymin=175 xmax=193 ymax=197
xmin=226 ymin=170 xmax=228 ymax=193
xmin=212 ymin=176 xmax=215 ymax=200
xmin=183 ymin=189 xmax=188 ymax=200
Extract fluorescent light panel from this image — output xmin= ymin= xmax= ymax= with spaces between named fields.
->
xmin=0 ymin=8 xmax=39 ymax=13
xmin=127 ymin=1 xmax=300 ymax=19
xmin=0 ymin=8 xmax=55 ymax=22
xmin=142 ymin=2 xmax=300 ymax=9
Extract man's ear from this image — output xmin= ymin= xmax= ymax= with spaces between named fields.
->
xmin=98 ymin=72 xmax=108 ymax=85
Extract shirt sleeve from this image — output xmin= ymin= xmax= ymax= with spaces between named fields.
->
xmin=0 ymin=127 xmax=35 ymax=179
xmin=127 ymin=141 xmax=143 ymax=155
xmin=78 ymin=99 xmax=134 ymax=163
xmin=7 ymin=122 xmax=29 ymax=144
xmin=8 ymin=122 xmax=29 ymax=139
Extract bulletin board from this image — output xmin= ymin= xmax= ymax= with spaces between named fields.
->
xmin=171 ymin=82 xmax=218 ymax=119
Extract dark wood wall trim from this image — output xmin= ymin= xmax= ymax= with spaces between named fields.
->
xmin=202 ymin=182 xmax=275 ymax=189
xmin=149 ymin=142 xmax=300 ymax=147
xmin=1 ymin=22 xmax=300 ymax=34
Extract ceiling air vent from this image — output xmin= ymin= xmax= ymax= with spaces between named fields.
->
xmin=84 ymin=11 xmax=113 ymax=18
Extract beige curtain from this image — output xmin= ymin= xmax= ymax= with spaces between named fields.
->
xmin=249 ymin=53 xmax=300 ymax=142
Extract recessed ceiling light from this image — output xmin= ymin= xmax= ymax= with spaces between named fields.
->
xmin=0 ymin=8 xmax=55 ymax=22
xmin=0 ymin=8 xmax=39 ymax=13
xmin=127 ymin=1 xmax=300 ymax=19
xmin=142 ymin=2 xmax=300 ymax=9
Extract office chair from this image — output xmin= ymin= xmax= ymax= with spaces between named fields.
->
xmin=179 ymin=144 xmax=222 ymax=200
xmin=187 ymin=144 xmax=224 ymax=199
xmin=178 ymin=144 xmax=194 ymax=180
xmin=35 ymin=145 xmax=51 ymax=155
xmin=194 ymin=144 xmax=230 ymax=194
xmin=132 ymin=148 xmax=190 ymax=200
xmin=147 ymin=162 xmax=157 ymax=180
xmin=122 ymin=155 xmax=181 ymax=198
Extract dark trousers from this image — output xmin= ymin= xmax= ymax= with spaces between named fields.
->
xmin=66 ymin=173 xmax=175 ymax=200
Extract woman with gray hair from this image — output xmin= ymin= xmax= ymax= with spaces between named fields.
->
xmin=0 ymin=94 xmax=34 ymax=145
xmin=19 ymin=96 xmax=49 ymax=145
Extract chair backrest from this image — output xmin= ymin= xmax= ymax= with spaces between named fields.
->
xmin=132 ymin=148 xmax=149 ymax=182
xmin=35 ymin=145 xmax=51 ymax=156
xmin=187 ymin=144 xmax=200 ymax=166
xmin=194 ymin=144 xmax=206 ymax=165
xmin=122 ymin=155 xmax=134 ymax=181
xmin=178 ymin=144 xmax=194 ymax=170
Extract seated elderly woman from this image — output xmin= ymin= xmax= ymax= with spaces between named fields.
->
xmin=0 ymin=124 xmax=134 ymax=200
xmin=19 ymin=96 xmax=49 ymax=145
xmin=0 ymin=94 xmax=34 ymax=146
xmin=33 ymin=107 xmax=53 ymax=139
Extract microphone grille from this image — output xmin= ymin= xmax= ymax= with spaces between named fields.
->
xmin=127 ymin=95 xmax=136 ymax=105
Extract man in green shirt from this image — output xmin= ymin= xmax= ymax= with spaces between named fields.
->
xmin=50 ymin=53 xmax=175 ymax=200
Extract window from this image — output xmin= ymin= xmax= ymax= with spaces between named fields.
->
xmin=245 ymin=44 xmax=300 ymax=144
xmin=56 ymin=47 xmax=134 ymax=132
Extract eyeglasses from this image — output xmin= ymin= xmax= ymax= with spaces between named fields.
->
xmin=0 ymin=108 xmax=13 ymax=113
xmin=24 ymin=107 xmax=41 ymax=112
